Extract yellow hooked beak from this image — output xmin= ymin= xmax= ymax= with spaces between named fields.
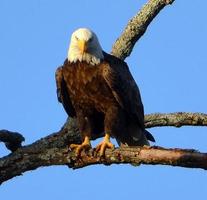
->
xmin=78 ymin=39 xmax=87 ymax=54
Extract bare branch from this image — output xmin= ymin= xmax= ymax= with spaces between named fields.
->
xmin=1 ymin=112 xmax=207 ymax=184
xmin=145 ymin=112 xmax=207 ymax=128
xmin=111 ymin=0 xmax=175 ymax=60
xmin=0 ymin=130 xmax=25 ymax=152
xmin=1 ymin=138 xmax=207 ymax=185
xmin=72 ymin=146 xmax=207 ymax=170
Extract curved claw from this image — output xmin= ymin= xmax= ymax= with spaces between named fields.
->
xmin=95 ymin=133 xmax=115 ymax=156
xmin=70 ymin=136 xmax=91 ymax=156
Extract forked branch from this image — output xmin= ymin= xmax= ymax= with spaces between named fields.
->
xmin=1 ymin=125 xmax=207 ymax=185
xmin=1 ymin=112 xmax=207 ymax=184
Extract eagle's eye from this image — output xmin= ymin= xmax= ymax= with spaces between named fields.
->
xmin=75 ymin=36 xmax=79 ymax=41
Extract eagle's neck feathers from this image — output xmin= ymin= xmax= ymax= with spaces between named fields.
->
xmin=68 ymin=50 xmax=104 ymax=66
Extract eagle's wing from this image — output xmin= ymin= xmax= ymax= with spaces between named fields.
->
xmin=102 ymin=52 xmax=145 ymax=129
xmin=55 ymin=66 xmax=76 ymax=117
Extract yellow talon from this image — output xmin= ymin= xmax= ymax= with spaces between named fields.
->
xmin=70 ymin=136 xmax=91 ymax=156
xmin=95 ymin=133 xmax=115 ymax=156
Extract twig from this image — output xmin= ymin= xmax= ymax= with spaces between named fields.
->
xmin=0 ymin=130 xmax=25 ymax=152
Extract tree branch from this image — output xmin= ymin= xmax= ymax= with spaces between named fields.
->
xmin=1 ymin=137 xmax=207 ymax=185
xmin=0 ymin=130 xmax=25 ymax=152
xmin=145 ymin=112 xmax=207 ymax=128
xmin=1 ymin=112 xmax=207 ymax=184
xmin=71 ymin=146 xmax=207 ymax=170
xmin=111 ymin=0 xmax=175 ymax=60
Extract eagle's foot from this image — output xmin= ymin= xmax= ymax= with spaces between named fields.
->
xmin=70 ymin=136 xmax=91 ymax=156
xmin=95 ymin=133 xmax=115 ymax=157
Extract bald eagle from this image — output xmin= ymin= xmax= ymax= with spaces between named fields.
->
xmin=56 ymin=28 xmax=154 ymax=156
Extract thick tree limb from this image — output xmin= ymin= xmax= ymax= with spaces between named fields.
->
xmin=1 ymin=112 xmax=207 ymax=184
xmin=1 ymin=133 xmax=207 ymax=185
xmin=71 ymin=146 xmax=207 ymax=170
xmin=111 ymin=0 xmax=175 ymax=60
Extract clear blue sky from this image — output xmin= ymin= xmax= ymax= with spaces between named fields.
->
xmin=1 ymin=0 xmax=207 ymax=199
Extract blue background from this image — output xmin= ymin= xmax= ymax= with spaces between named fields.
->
xmin=1 ymin=0 xmax=207 ymax=199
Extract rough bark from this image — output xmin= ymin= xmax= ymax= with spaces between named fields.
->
xmin=111 ymin=0 xmax=175 ymax=60
xmin=145 ymin=112 xmax=207 ymax=128
xmin=1 ymin=112 xmax=207 ymax=184
xmin=1 ymin=124 xmax=207 ymax=185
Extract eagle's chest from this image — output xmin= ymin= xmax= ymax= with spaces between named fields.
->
xmin=63 ymin=63 xmax=114 ymax=111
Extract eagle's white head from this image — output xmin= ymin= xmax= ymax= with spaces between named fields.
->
xmin=68 ymin=28 xmax=104 ymax=65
